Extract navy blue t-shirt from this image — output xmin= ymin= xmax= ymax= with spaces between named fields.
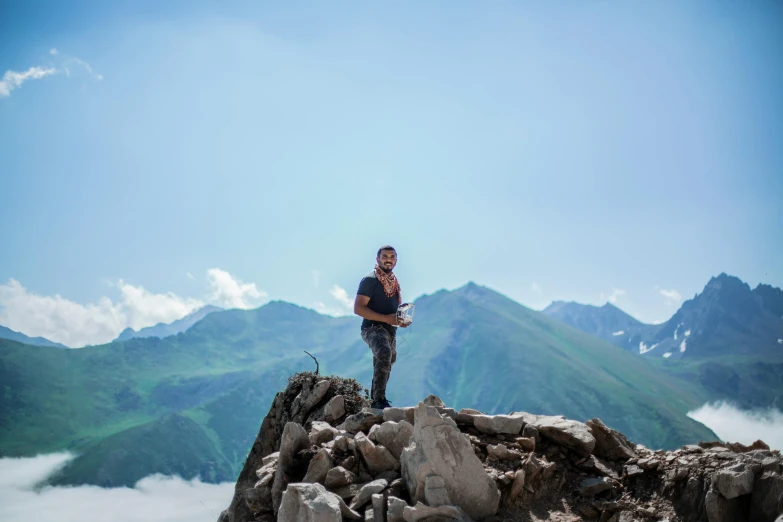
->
xmin=357 ymin=272 xmax=400 ymax=336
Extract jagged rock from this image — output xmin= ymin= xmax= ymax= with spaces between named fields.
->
xmin=371 ymin=493 xmax=386 ymax=522
xmin=368 ymin=424 xmax=381 ymax=442
xmin=374 ymin=420 xmax=414 ymax=460
xmin=272 ymin=422 xmax=312 ymax=513
xmin=586 ymin=418 xmax=637 ymax=461
xmin=624 ymin=464 xmax=644 ymax=478
xmin=292 ymin=379 xmax=331 ymax=424
xmin=638 ymin=458 xmax=660 ymax=470
xmin=533 ymin=416 xmax=595 ymax=456
xmin=487 ymin=443 xmax=521 ymax=461
xmin=401 ymin=402 xmax=500 ymax=520
xmin=578 ymin=477 xmax=613 ymax=497
xmin=715 ymin=464 xmax=755 ymax=499
xmin=473 ymin=413 xmax=525 ymax=435
xmin=509 ymin=469 xmax=525 ymax=500
xmin=303 ymin=448 xmax=333 ymax=484
xmin=402 ymin=502 xmax=472 ymax=521
xmin=522 ymin=424 xmax=540 ymax=443
xmin=579 ymin=455 xmax=619 ymax=479
xmin=387 ymin=496 xmax=407 ymax=522
xmin=324 ymin=395 xmax=346 ymax=423
xmin=457 ymin=408 xmax=481 ymax=425
xmin=277 ymin=482 xmax=343 ymax=521
xmin=355 ymin=431 xmax=400 ymax=475
xmin=423 ymin=394 xmax=445 ymax=407
xmin=349 ymin=479 xmax=388 ymax=511
xmin=262 ymin=452 xmax=279 ymax=466
xmin=333 ymin=433 xmax=353 ymax=453
xmin=762 ymin=457 xmax=781 ymax=473
xmin=325 ymin=466 xmax=355 ymax=488
xmin=515 ymin=436 xmax=535 ymax=452
xmin=310 ymin=421 xmax=338 ymax=446
xmin=341 ymin=455 xmax=358 ymax=473
xmin=384 ymin=407 xmax=416 ymax=425
xmin=345 ymin=411 xmax=385 ymax=434
xmin=328 ymin=482 xmax=365 ymax=500
xmin=749 ymin=472 xmax=783 ymax=522
xmin=705 ymin=489 xmax=749 ymax=522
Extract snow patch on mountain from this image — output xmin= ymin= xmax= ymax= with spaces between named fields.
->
xmin=663 ymin=352 xmax=672 ymax=358
xmin=680 ymin=340 xmax=687 ymax=353
xmin=612 ymin=330 xmax=625 ymax=336
xmin=639 ymin=342 xmax=659 ymax=354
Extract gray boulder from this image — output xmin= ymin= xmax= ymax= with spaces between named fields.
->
xmin=400 ymin=402 xmax=500 ymax=520
xmin=473 ymin=413 xmax=525 ymax=435
xmin=374 ymin=420 xmax=414 ymax=460
xmin=586 ymin=418 xmax=637 ymax=461
xmin=349 ymin=479 xmax=388 ymax=511
xmin=272 ymin=422 xmax=311 ymax=512
xmin=715 ymin=465 xmax=755 ymax=499
xmin=303 ymin=448 xmax=333 ymax=484
xmin=277 ymin=482 xmax=343 ymax=522
xmin=344 ymin=411 xmax=384 ymax=434
xmin=354 ymin=432 xmax=400 ymax=475
xmin=534 ymin=416 xmax=596 ymax=456
xmin=323 ymin=395 xmax=346 ymax=423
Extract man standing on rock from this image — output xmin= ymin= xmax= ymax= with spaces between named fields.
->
xmin=354 ymin=245 xmax=408 ymax=410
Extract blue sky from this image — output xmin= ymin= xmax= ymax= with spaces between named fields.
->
xmin=1 ymin=1 xmax=781 ymax=346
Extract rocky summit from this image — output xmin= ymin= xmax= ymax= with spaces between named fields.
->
xmin=218 ymin=372 xmax=783 ymax=522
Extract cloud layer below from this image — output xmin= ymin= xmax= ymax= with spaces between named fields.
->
xmin=0 ymin=269 xmax=267 ymax=347
xmin=687 ymin=401 xmax=783 ymax=451
xmin=0 ymin=453 xmax=233 ymax=522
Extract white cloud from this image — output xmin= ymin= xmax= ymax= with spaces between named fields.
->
xmin=330 ymin=285 xmax=353 ymax=310
xmin=531 ymin=282 xmax=541 ymax=294
xmin=688 ymin=402 xmax=783 ymax=451
xmin=1 ymin=50 xmax=101 ymax=98
xmin=0 ymin=278 xmax=204 ymax=347
xmin=659 ymin=288 xmax=683 ymax=306
xmin=0 ymin=453 xmax=233 ymax=522
xmin=315 ymin=285 xmax=355 ymax=317
xmin=0 ymin=66 xmax=58 ymax=97
xmin=62 ymin=56 xmax=103 ymax=81
xmin=206 ymin=268 xmax=266 ymax=310
xmin=600 ymin=288 xmax=625 ymax=304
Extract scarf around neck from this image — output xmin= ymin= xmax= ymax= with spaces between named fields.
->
xmin=374 ymin=264 xmax=401 ymax=302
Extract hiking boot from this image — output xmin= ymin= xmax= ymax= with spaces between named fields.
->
xmin=371 ymin=398 xmax=392 ymax=410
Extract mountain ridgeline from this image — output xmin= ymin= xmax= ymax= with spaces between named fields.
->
xmin=543 ymin=273 xmax=783 ymax=410
xmin=1 ymin=274 xmax=780 ymax=489
xmin=115 ymin=305 xmax=223 ymax=342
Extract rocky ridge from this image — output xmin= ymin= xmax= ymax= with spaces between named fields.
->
xmin=218 ymin=372 xmax=783 ymax=522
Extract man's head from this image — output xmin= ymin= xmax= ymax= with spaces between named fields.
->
xmin=376 ymin=245 xmax=397 ymax=273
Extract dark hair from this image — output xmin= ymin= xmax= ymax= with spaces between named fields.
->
xmin=377 ymin=245 xmax=396 ymax=257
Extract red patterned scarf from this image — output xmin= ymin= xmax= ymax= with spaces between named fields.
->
xmin=374 ymin=264 xmax=401 ymax=302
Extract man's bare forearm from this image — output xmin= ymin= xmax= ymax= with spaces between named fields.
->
xmin=354 ymin=303 xmax=393 ymax=324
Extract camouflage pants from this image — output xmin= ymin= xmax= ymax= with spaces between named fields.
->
xmin=361 ymin=325 xmax=397 ymax=402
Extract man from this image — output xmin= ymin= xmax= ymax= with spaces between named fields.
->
xmin=354 ymin=245 xmax=409 ymax=409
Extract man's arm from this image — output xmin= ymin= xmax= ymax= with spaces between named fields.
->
xmin=354 ymin=294 xmax=397 ymax=325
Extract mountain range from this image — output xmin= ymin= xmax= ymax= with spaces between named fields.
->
xmin=0 ymin=324 xmax=68 ymax=349
xmin=114 ymin=304 xmax=223 ymax=342
xmin=1 ymin=273 xmax=780 ymax=489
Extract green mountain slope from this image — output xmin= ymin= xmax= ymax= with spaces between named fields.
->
xmin=0 ymin=324 xmax=68 ymax=349
xmin=1 ymin=286 xmax=718 ymax=487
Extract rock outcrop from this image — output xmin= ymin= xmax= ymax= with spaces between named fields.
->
xmin=219 ymin=372 xmax=783 ymax=522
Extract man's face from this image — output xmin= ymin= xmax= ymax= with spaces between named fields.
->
xmin=377 ymin=249 xmax=397 ymax=272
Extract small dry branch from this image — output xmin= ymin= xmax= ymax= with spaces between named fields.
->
xmin=304 ymin=351 xmax=319 ymax=375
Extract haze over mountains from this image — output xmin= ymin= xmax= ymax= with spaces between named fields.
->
xmin=1 ymin=273 xmax=781 ymax=491
xmin=115 ymin=305 xmax=223 ymax=342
